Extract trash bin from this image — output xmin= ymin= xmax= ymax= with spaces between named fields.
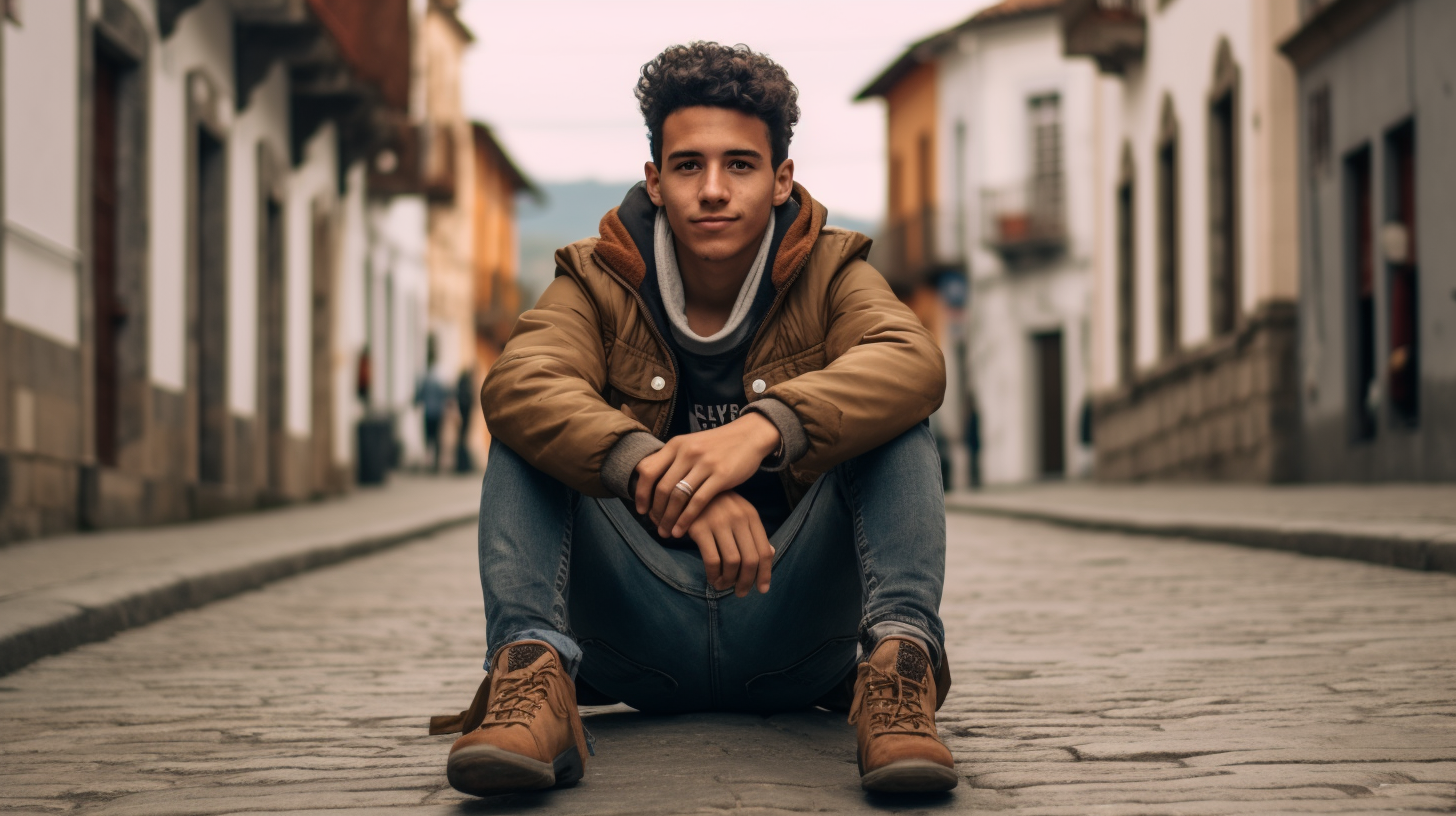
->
xmin=357 ymin=415 xmax=393 ymax=485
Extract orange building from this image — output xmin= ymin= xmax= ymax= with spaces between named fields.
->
xmin=470 ymin=123 xmax=537 ymax=453
xmin=856 ymin=51 xmax=944 ymax=337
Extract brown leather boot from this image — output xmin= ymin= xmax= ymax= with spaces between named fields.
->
xmin=849 ymin=637 xmax=958 ymax=793
xmin=443 ymin=641 xmax=588 ymax=796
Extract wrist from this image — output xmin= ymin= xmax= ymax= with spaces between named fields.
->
xmin=741 ymin=411 xmax=781 ymax=459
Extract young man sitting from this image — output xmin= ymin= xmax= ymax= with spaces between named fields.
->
xmin=432 ymin=41 xmax=956 ymax=796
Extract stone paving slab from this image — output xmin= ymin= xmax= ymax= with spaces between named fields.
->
xmin=1 ymin=513 xmax=1455 ymax=813
xmin=947 ymin=483 xmax=1456 ymax=575
xmin=0 ymin=474 xmax=480 ymax=677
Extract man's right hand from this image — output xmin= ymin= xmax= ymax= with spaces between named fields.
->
xmin=686 ymin=490 xmax=773 ymax=598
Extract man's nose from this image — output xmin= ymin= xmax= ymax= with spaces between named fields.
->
xmin=699 ymin=165 xmax=729 ymax=205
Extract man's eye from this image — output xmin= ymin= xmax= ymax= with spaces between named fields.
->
xmin=729 ymin=160 xmax=752 ymax=171
xmin=677 ymin=161 xmax=699 ymax=171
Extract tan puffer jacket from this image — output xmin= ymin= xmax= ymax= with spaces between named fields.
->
xmin=480 ymin=183 xmax=945 ymax=503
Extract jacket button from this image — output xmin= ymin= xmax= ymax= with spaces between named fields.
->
xmin=751 ymin=379 xmax=767 ymax=394
xmin=651 ymin=376 xmax=666 ymax=391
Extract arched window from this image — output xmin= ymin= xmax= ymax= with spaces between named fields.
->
xmin=1156 ymin=94 xmax=1180 ymax=359
xmin=1208 ymin=38 xmax=1241 ymax=337
xmin=1116 ymin=143 xmax=1136 ymax=385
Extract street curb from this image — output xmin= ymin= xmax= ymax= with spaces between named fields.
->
xmin=945 ymin=499 xmax=1456 ymax=576
xmin=0 ymin=511 xmax=475 ymax=678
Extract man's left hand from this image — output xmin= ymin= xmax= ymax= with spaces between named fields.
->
xmin=634 ymin=412 xmax=781 ymax=539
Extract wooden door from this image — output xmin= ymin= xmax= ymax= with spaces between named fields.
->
xmin=1034 ymin=331 xmax=1066 ymax=478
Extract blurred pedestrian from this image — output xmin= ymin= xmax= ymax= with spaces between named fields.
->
xmin=454 ymin=366 xmax=475 ymax=473
xmin=415 ymin=367 xmax=447 ymax=473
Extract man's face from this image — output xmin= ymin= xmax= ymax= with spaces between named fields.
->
xmin=645 ymin=106 xmax=794 ymax=268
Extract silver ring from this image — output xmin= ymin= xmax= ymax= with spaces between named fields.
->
xmin=673 ymin=479 xmax=695 ymax=497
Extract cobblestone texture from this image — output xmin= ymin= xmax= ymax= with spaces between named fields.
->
xmin=1 ymin=513 xmax=1455 ymax=814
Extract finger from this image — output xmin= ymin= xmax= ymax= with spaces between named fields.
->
xmin=661 ymin=469 xmax=710 ymax=539
xmin=731 ymin=517 xmax=759 ymax=598
xmin=634 ymin=450 xmax=672 ymax=515
xmin=714 ymin=516 xmax=741 ymax=592
xmin=650 ymin=457 xmax=694 ymax=525
xmin=669 ymin=473 xmax=725 ymax=539
xmin=656 ymin=466 xmax=702 ymax=537
xmin=750 ymin=513 xmax=773 ymax=595
xmin=689 ymin=524 xmax=722 ymax=589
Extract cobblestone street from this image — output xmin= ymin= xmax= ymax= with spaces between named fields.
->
xmin=2 ymin=511 xmax=1455 ymax=815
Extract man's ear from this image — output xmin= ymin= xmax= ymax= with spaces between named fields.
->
xmin=644 ymin=161 xmax=663 ymax=207
xmin=772 ymin=158 xmax=795 ymax=206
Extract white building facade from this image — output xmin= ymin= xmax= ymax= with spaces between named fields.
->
xmin=1073 ymin=0 xmax=1303 ymax=481
xmin=0 ymin=0 xmax=416 ymax=542
xmin=937 ymin=1 xmax=1099 ymax=485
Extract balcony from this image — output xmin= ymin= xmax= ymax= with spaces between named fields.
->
xmin=981 ymin=178 xmax=1066 ymax=262
xmin=1062 ymin=0 xmax=1146 ymax=74
xmin=877 ymin=206 xmax=965 ymax=296
xmin=367 ymin=120 xmax=457 ymax=202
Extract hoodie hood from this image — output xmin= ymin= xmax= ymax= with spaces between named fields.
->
xmin=592 ymin=181 xmax=826 ymax=293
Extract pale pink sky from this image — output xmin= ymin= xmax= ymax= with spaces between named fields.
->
xmin=459 ymin=0 xmax=995 ymax=223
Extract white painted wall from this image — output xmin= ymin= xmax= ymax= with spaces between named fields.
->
xmin=935 ymin=13 xmax=1097 ymax=484
xmin=367 ymin=196 xmax=431 ymax=464
xmin=225 ymin=62 xmax=289 ymax=416
xmin=285 ymin=123 xmax=338 ymax=437
xmin=1089 ymin=0 xmax=1280 ymax=392
xmin=4 ymin=0 xmax=81 ymax=345
xmin=149 ymin=0 xmax=234 ymax=391
xmin=334 ymin=161 xmax=368 ymax=466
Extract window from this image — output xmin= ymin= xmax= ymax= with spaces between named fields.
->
xmin=1116 ymin=145 xmax=1136 ymax=385
xmin=1385 ymin=120 xmax=1417 ymax=426
xmin=1208 ymin=41 xmax=1239 ymax=337
xmin=1156 ymin=96 xmax=1180 ymax=358
xmin=1029 ymin=93 xmax=1064 ymax=237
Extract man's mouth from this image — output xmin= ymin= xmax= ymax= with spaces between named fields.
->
xmin=691 ymin=216 xmax=737 ymax=232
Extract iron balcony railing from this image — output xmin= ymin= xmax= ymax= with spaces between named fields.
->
xmin=877 ymin=206 xmax=965 ymax=294
xmin=981 ymin=177 xmax=1067 ymax=259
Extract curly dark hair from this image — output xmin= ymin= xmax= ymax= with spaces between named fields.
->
xmin=635 ymin=42 xmax=800 ymax=169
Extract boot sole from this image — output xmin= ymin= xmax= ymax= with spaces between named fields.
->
xmin=446 ymin=743 xmax=584 ymax=797
xmin=860 ymin=759 xmax=959 ymax=793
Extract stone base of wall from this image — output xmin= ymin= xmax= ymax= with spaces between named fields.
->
xmin=0 ymin=391 xmax=350 ymax=546
xmin=1303 ymin=378 xmax=1456 ymax=481
xmin=0 ymin=453 xmax=83 ymax=542
xmin=1093 ymin=301 xmax=1299 ymax=482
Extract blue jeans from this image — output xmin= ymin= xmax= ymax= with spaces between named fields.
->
xmin=477 ymin=425 xmax=947 ymax=714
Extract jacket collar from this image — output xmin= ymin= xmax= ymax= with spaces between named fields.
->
xmin=593 ymin=181 xmax=825 ymax=292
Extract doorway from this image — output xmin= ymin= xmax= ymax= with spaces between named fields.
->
xmin=1033 ymin=330 xmax=1066 ymax=478
xmin=195 ymin=126 xmax=227 ymax=483
xmin=309 ymin=205 xmax=335 ymax=493
xmin=93 ymin=47 xmax=123 ymax=466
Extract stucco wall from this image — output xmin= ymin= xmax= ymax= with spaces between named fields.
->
xmin=4 ymin=0 xmax=81 ymax=346
xmin=1296 ymin=0 xmax=1456 ymax=480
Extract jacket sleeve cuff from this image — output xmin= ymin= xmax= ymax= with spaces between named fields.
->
xmin=600 ymin=431 xmax=664 ymax=500
xmin=744 ymin=398 xmax=808 ymax=472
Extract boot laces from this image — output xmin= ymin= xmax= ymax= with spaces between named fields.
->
xmin=482 ymin=662 xmax=559 ymax=726
xmin=852 ymin=665 xmax=931 ymax=734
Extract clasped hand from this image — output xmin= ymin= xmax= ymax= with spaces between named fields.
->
xmin=633 ymin=412 xmax=781 ymax=597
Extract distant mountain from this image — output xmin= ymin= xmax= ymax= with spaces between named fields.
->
xmin=516 ymin=180 xmax=881 ymax=307
xmin=517 ymin=180 xmax=637 ymax=304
